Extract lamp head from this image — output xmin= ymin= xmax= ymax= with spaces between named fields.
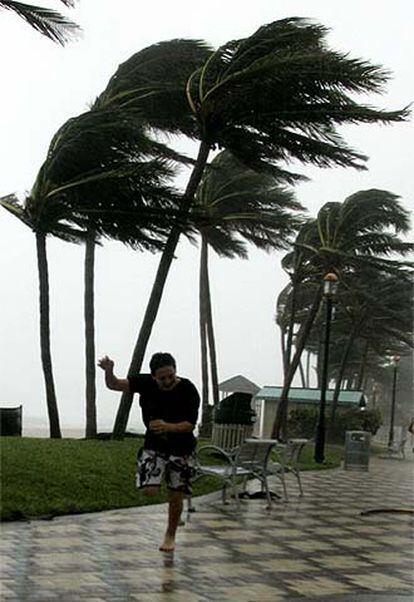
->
xmin=323 ymin=272 xmax=339 ymax=297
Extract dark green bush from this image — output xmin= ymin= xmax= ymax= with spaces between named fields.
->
xmin=329 ymin=407 xmax=383 ymax=442
xmin=287 ymin=407 xmax=318 ymax=438
xmin=286 ymin=405 xmax=383 ymax=443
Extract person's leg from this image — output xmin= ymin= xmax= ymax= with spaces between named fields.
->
xmin=159 ymin=454 xmax=194 ymax=552
xmin=159 ymin=489 xmax=184 ymax=552
xmin=136 ymin=448 xmax=165 ymax=494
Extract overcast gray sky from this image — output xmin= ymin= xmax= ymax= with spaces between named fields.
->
xmin=0 ymin=0 xmax=412 ymax=434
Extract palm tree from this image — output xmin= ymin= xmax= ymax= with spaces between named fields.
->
xmin=272 ymin=190 xmax=413 ymax=439
xmin=0 ymin=0 xmax=80 ymax=44
xmin=276 ymin=241 xmax=318 ymax=378
xmin=194 ymin=151 xmax=303 ymax=430
xmin=44 ymin=108 xmax=195 ymax=437
xmin=329 ymin=267 xmax=412 ymax=417
xmin=0 ymin=193 xmax=84 ymax=438
xmin=1 ymin=109 xmax=187 ymax=437
xmin=95 ymin=19 xmax=409 ymax=437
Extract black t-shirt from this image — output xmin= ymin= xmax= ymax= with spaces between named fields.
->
xmin=128 ymin=374 xmax=200 ymax=455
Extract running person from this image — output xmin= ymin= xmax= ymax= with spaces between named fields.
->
xmin=98 ymin=352 xmax=199 ymax=552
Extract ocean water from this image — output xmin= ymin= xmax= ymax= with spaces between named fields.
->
xmin=22 ymin=425 xmax=145 ymax=438
xmin=23 ymin=426 xmax=86 ymax=438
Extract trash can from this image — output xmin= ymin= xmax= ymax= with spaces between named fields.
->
xmin=0 ymin=405 xmax=22 ymax=436
xmin=344 ymin=430 xmax=371 ymax=471
xmin=214 ymin=392 xmax=255 ymax=425
xmin=212 ymin=392 xmax=256 ymax=450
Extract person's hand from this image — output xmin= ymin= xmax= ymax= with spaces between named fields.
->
xmin=149 ymin=419 xmax=170 ymax=434
xmin=98 ymin=355 xmax=114 ymax=371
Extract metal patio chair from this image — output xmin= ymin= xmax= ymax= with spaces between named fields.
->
xmin=194 ymin=438 xmax=277 ymax=509
xmin=267 ymin=438 xmax=308 ymax=501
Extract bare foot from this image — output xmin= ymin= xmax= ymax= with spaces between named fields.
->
xmin=159 ymin=533 xmax=175 ymax=552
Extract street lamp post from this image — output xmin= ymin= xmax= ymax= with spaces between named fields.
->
xmin=387 ymin=355 xmax=400 ymax=449
xmin=314 ymin=272 xmax=339 ymax=464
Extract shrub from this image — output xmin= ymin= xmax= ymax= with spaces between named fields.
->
xmin=329 ymin=407 xmax=383 ymax=442
xmin=287 ymin=407 xmax=318 ymax=438
xmin=287 ymin=405 xmax=383 ymax=443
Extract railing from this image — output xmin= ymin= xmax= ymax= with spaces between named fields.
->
xmin=211 ymin=423 xmax=253 ymax=451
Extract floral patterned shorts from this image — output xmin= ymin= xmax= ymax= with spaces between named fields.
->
xmin=136 ymin=448 xmax=195 ymax=494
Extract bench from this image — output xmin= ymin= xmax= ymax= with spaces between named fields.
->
xmin=267 ymin=438 xmax=308 ymax=501
xmin=194 ymin=438 xmax=277 ymax=509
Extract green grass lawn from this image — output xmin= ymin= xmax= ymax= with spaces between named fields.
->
xmin=295 ymin=442 xmax=343 ymax=470
xmin=1 ymin=436 xmax=342 ymax=521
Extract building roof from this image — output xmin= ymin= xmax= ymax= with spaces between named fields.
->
xmin=254 ymin=386 xmax=366 ymax=406
xmin=218 ymin=375 xmax=261 ymax=395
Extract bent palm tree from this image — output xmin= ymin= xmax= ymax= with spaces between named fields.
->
xmin=1 ymin=110 xmax=186 ymax=438
xmin=194 ymin=151 xmax=303 ymax=428
xmin=96 ymin=19 xmax=409 ymax=437
xmin=0 ymin=0 xmax=80 ymax=44
xmin=273 ymin=190 xmax=413 ymax=439
xmin=1 ymin=193 xmax=84 ymax=438
xmin=328 ymin=267 xmax=413 ymax=423
xmin=49 ymin=110 xmax=191 ymax=438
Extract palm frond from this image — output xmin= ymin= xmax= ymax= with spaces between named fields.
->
xmin=193 ymin=151 xmax=304 ymax=255
xmin=188 ymin=18 xmax=410 ymax=171
xmin=94 ymin=39 xmax=213 ymax=137
xmin=0 ymin=0 xmax=80 ymax=45
xmin=24 ymin=107 xmax=194 ymax=250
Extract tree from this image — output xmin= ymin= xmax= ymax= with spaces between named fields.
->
xmin=327 ymin=267 xmax=413 ymax=424
xmin=272 ymin=190 xmax=413 ymax=439
xmin=95 ymin=19 xmax=409 ymax=437
xmin=0 ymin=192 xmax=84 ymax=438
xmin=1 ymin=109 xmax=187 ymax=437
xmin=194 ymin=150 xmax=303 ymax=431
xmin=0 ymin=0 xmax=80 ymax=44
xmin=45 ymin=108 xmax=197 ymax=437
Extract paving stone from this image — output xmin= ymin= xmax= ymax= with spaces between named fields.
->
xmin=1 ymin=454 xmax=413 ymax=601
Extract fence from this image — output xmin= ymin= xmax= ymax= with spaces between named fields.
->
xmin=211 ymin=423 xmax=253 ymax=450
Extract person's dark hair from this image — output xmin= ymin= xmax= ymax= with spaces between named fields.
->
xmin=149 ymin=352 xmax=176 ymax=375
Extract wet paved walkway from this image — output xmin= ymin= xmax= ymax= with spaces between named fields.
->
xmin=1 ymin=455 xmax=413 ymax=601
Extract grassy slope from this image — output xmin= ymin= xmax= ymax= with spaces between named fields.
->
xmin=1 ymin=437 xmax=342 ymax=521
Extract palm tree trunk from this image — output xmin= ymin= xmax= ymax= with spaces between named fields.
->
xmin=35 ymin=232 xmax=61 ymax=438
xmin=199 ymin=236 xmax=210 ymax=433
xmin=271 ymin=286 xmax=322 ymax=440
xmin=285 ymin=275 xmax=299 ymax=373
xmin=305 ymin=350 xmax=311 ymax=388
xmin=111 ymin=141 xmax=211 ymax=438
xmin=280 ymin=325 xmax=288 ymax=377
xmin=356 ymin=339 xmax=369 ymax=390
xmin=84 ymin=230 xmax=97 ymax=438
xmin=204 ymin=241 xmax=219 ymax=407
xmin=316 ymin=335 xmax=323 ymax=388
xmin=298 ymin=357 xmax=306 ymax=388
xmin=329 ymin=325 xmax=358 ymax=426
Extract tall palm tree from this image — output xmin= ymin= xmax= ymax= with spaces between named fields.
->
xmin=97 ymin=19 xmax=409 ymax=437
xmin=0 ymin=0 xmax=80 ymax=44
xmin=1 ymin=193 xmax=84 ymax=438
xmin=1 ymin=110 xmax=187 ymax=437
xmin=194 ymin=151 xmax=303 ymax=429
xmin=328 ymin=267 xmax=413 ymax=420
xmin=276 ymin=241 xmax=318 ymax=378
xmin=43 ymin=108 xmax=194 ymax=437
xmin=272 ymin=190 xmax=413 ymax=439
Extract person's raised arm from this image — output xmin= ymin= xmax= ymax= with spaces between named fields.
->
xmin=98 ymin=356 xmax=130 ymax=392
